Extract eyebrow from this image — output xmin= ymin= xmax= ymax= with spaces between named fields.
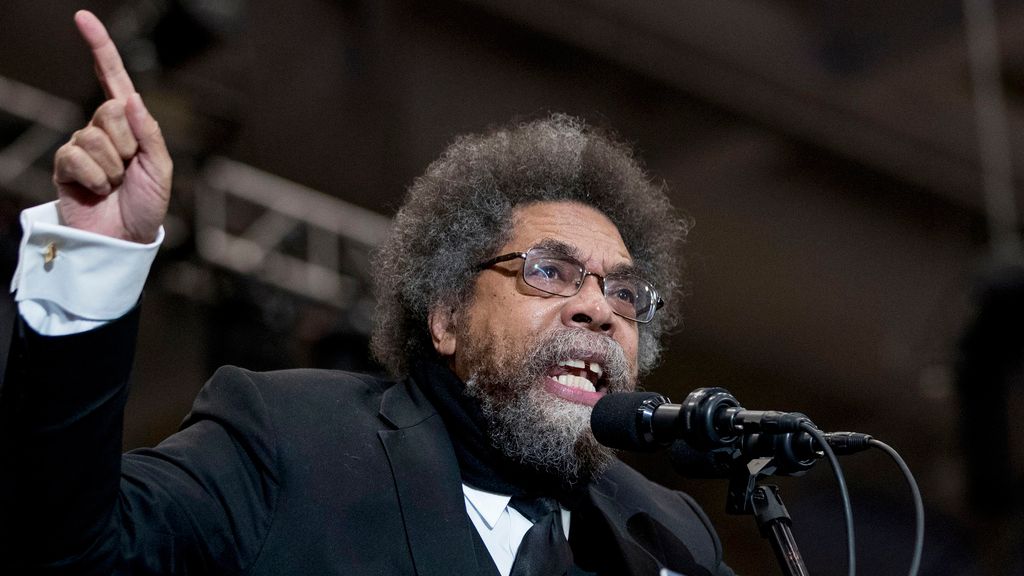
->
xmin=533 ymin=238 xmax=583 ymax=260
xmin=532 ymin=238 xmax=639 ymax=276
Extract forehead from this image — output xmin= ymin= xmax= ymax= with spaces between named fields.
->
xmin=506 ymin=201 xmax=632 ymax=268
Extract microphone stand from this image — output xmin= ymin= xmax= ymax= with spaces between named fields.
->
xmin=726 ymin=457 xmax=810 ymax=576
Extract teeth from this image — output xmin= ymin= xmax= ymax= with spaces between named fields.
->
xmin=555 ymin=374 xmax=596 ymax=392
xmin=557 ymin=358 xmax=604 ymax=378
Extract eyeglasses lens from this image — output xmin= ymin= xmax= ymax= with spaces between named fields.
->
xmin=522 ymin=250 xmax=657 ymax=322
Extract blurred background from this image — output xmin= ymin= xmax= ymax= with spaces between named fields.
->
xmin=2 ymin=1 xmax=1023 ymax=574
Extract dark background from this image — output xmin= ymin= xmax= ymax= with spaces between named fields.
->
xmin=2 ymin=1 xmax=1023 ymax=574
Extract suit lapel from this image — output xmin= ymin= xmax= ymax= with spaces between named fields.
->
xmin=378 ymin=379 xmax=481 ymax=576
xmin=578 ymin=465 xmax=713 ymax=576
xmin=576 ymin=474 xmax=663 ymax=576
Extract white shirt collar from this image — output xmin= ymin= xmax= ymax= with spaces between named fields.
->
xmin=462 ymin=484 xmax=511 ymax=530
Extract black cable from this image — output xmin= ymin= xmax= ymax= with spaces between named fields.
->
xmin=868 ymin=439 xmax=924 ymax=576
xmin=802 ymin=421 xmax=855 ymax=576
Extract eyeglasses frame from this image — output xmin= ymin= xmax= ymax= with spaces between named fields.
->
xmin=475 ymin=249 xmax=665 ymax=323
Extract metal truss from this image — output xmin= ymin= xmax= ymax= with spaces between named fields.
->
xmin=197 ymin=157 xmax=391 ymax=313
xmin=0 ymin=74 xmax=391 ymax=319
xmin=0 ymin=75 xmax=83 ymax=201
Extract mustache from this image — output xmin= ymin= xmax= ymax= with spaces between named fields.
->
xmin=522 ymin=329 xmax=635 ymax=393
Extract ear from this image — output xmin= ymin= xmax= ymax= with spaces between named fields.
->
xmin=428 ymin=305 xmax=458 ymax=357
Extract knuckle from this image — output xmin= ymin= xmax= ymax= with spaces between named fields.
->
xmin=86 ymin=173 xmax=107 ymax=190
xmin=80 ymin=162 xmax=109 ymax=190
xmin=54 ymin=141 xmax=73 ymax=161
xmin=94 ymin=98 xmax=126 ymax=120
xmin=109 ymin=159 xmax=125 ymax=180
xmin=75 ymin=126 xmax=102 ymax=146
xmin=53 ymin=144 xmax=80 ymax=172
xmin=53 ymin=146 xmax=104 ymax=190
xmin=116 ymin=136 xmax=139 ymax=160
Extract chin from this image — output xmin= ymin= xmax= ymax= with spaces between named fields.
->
xmin=476 ymin=380 xmax=616 ymax=484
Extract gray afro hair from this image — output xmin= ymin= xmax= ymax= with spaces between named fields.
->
xmin=371 ymin=114 xmax=690 ymax=377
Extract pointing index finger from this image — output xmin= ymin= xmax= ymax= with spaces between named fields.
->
xmin=74 ymin=10 xmax=135 ymax=100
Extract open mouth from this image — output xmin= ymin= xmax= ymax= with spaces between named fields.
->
xmin=544 ymin=358 xmax=607 ymax=406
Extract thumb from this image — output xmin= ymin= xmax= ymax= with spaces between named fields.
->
xmin=125 ymin=93 xmax=172 ymax=187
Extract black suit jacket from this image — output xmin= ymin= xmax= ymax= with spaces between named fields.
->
xmin=0 ymin=309 xmax=732 ymax=576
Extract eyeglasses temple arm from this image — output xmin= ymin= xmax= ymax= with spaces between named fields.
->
xmin=475 ymin=252 xmax=527 ymax=270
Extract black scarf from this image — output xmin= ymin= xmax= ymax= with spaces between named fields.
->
xmin=411 ymin=357 xmax=693 ymax=576
xmin=410 ymin=357 xmax=587 ymax=506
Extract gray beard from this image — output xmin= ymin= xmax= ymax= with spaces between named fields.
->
xmin=461 ymin=328 xmax=636 ymax=485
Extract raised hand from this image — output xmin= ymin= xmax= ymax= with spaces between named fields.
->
xmin=53 ymin=10 xmax=172 ymax=243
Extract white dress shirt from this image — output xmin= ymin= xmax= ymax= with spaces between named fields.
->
xmin=463 ymin=485 xmax=571 ymax=576
xmin=10 ymin=201 xmax=570 ymax=574
xmin=11 ymin=201 xmax=161 ymax=335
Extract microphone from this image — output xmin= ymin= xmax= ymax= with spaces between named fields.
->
xmin=591 ymin=388 xmax=809 ymax=452
xmin=668 ymin=430 xmax=875 ymax=478
xmin=667 ymin=440 xmax=741 ymax=478
xmin=591 ymin=390 xmax=873 ymax=477
xmin=669 ymin=430 xmax=820 ymax=478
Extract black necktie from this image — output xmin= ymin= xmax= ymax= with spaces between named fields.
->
xmin=509 ymin=496 xmax=574 ymax=576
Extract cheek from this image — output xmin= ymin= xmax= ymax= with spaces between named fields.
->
xmin=619 ymin=329 xmax=640 ymax=371
xmin=499 ymin=302 xmax=559 ymax=344
xmin=491 ymin=282 xmax=563 ymax=332
xmin=467 ymin=288 xmax=546 ymax=345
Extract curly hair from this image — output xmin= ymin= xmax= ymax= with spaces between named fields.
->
xmin=371 ymin=114 xmax=690 ymax=377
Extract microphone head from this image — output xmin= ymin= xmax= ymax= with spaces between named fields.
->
xmin=591 ymin=391 xmax=666 ymax=451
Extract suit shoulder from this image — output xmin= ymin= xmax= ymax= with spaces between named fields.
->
xmin=209 ymin=365 xmax=394 ymax=400
xmin=189 ymin=366 xmax=400 ymax=436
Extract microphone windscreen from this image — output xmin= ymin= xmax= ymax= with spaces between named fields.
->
xmin=591 ymin=391 xmax=664 ymax=451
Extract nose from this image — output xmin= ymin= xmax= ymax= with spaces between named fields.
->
xmin=560 ymin=274 xmax=615 ymax=333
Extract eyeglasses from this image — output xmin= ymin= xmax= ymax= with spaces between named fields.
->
xmin=476 ymin=246 xmax=665 ymax=323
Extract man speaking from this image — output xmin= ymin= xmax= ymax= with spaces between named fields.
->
xmin=1 ymin=10 xmax=733 ymax=576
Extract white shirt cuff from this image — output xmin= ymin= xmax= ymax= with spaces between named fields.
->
xmin=10 ymin=201 xmax=163 ymax=335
